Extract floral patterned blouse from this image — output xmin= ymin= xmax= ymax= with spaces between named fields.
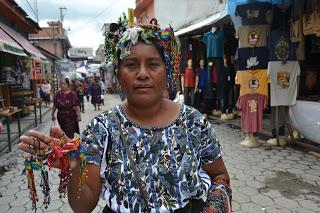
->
xmin=82 ymin=104 xmax=222 ymax=213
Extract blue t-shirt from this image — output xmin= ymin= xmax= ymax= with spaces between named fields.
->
xmin=197 ymin=67 xmax=207 ymax=89
xmin=237 ymin=47 xmax=269 ymax=70
xmin=203 ymin=31 xmax=224 ymax=58
xmin=269 ymin=30 xmax=296 ymax=61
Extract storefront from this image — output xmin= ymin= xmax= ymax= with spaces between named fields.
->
xmin=0 ymin=22 xmax=46 ymax=114
xmin=227 ymin=0 xmax=320 ymax=146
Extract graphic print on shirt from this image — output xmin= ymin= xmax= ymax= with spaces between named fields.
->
xmin=248 ymin=31 xmax=259 ymax=46
xmin=277 ymin=72 xmax=290 ymax=89
xmin=249 ymin=77 xmax=260 ymax=90
xmin=275 ymin=36 xmax=290 ymax=60
xmin=248 ymin=99 xmax=257 ymax=112
xmin=246 ymin=56 xmax=259 ymax=69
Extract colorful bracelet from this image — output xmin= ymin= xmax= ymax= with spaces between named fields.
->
xmin=23 ymin=135 xmax=88 ymax=211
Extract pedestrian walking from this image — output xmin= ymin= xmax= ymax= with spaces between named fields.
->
xmin=76 ymin=81 xmax=85 ymax=112
xmin=99 ymin=79 xmax=105 ymax=105
xmin=51 ymin=78 xmax=81 ymax=138
xmin=84 ymin=80 xmax=90 ymax=102
xmin=90 ymin=78 xmax=102 ymax=110
xmin=41 ymin=80 xmax=51 ymax=107
xmin=18 ymin=22 xmax=231 ymax=213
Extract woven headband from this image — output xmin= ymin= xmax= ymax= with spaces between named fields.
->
xmin=105 ymin=14 xmax=180 ymax=93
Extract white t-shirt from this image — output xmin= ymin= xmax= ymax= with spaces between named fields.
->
xmin=268 ymin=61 xmax=301 ymax=106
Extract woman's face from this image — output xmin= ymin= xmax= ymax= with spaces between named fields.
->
xmin=60 ymin=80 xmax=68 ymax=91
xmin=119 ymin=42 xmax=166 ymax=107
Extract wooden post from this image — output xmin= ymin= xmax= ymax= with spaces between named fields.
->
xmin=275 ymin=106 xmax=280 ymax=146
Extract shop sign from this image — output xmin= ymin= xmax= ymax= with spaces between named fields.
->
xmin=68 ymin=48 xmax=93 ymax=59
xmin=32 ymin=60 xmax=42 ymax=80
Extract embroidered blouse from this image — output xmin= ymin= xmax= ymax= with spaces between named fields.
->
xmin=82 ymin=104 xmax=222 ymax=212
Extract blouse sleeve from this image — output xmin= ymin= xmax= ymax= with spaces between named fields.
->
xmin=81 ymin=115 xmax=108 ymax=166
xmin=199 ymin=118 xmax=222 ymax=165
xmin=72 ymin=92 xmax=79 ymax=106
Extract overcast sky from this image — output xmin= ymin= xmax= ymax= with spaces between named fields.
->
xmin=16 ymin=0 xmax=135 ymax=52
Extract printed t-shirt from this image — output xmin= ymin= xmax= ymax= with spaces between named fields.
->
xmin=202 ymin=31 xmax=224 ymax=58
xmin=183 ymin=68 xmax=196 ymax=88
xmin=290 ymin=18 xmax=303 ymax=43
xmin=303 ymin=12 xmax=316 ymax=36
xmin=267 ymin=61 xmax=301 ymax=106
xmin=237 ymin=47 xmax=268 ymax=70
xmin=236 ymin=2 xmax=272 ymax=25
xmin=237 ymin=25 xmax=269 ymax=48
xmin=235 ymin=69 xmax=269 ymax=97
xmin=269 ymin=30 xmax=296 ymax=61
xmin=236 ymin=93 xmax=268 ymax=133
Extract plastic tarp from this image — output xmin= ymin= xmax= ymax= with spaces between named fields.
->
xmin=0 ymin=27 xmax=26 ymax=56
xmin=289 ymin=101 xmax=320 ymax=144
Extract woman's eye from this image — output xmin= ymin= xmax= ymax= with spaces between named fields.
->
xmin=150 ymin=63 xmax=159 ymax=68
xmin=125 ymin=63 xmax=135 ymax=67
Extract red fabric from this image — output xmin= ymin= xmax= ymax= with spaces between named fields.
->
xmin=236 ymin=93 xmax=268 ymax=133
xmin=53 ymin=91 xmax=79 ymax=138
xmin=184 ymin=68 xmax=196 ymax=88
xmin=212 ymin=64 xmax=218 ymax=84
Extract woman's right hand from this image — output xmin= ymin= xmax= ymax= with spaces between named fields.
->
xmin=19 ymin=127 xmax=78 ymax=169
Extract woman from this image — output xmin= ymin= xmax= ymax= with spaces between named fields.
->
xmin=41 ymin=80 xmax=51 ymax=107
xmin=51 ymin=78 xmax=81 ymax=138
xmin=19 ymin=23 xmax=230 ymax=213
xmin=90 ymin=78 xmax=102 ymax=110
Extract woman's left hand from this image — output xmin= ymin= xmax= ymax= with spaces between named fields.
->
xmin=77 ymin=116 xmax=81 ymax=122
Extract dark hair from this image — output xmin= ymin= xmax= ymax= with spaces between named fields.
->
xmin=63 ymin=78 xmax=70 ymax=86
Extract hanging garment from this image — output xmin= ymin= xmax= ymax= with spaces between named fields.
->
xmin=267 ymin=61 xmax=301 ymax=107
xmin=237 ymin=25 xmax=269 ymax=48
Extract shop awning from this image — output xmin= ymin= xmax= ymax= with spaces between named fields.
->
xmin=175 ymin=10 xmax=228 ymax=36
xmin=0 ymin=27 xmax=26 ymax=56
xmin=0 ymin=23 xmax=46 ymax=61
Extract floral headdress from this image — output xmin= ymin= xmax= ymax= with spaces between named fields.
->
xmin=105 ymin=14 xmax=180 ymax=93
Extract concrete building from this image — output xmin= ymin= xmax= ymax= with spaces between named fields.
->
xmin=134 ymin=0 xmax=227 ymax=35
xmin=29 ymin=21 xmax=71 ymax=59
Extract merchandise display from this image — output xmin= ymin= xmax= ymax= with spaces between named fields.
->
xmin=22 ymin=135 xmax=88 ymax=211
xmin=235 ymin=2 xmax=272 ymax=25
xmin=235 ymin=69 xmax=269 ymax=97
xmin=267 ymin=61 xmax=301 ymax=106
xmin=237 ymin=47 xmax=269 ymax=70
xmin=236 ymin=93 xmax=268 ymax=133
xmin=237 ymin=25 xmax=269 ymax=48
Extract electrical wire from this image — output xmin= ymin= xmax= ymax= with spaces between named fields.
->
xmin=24 ymin=0 xmax=38 ymax=20
xmin=71 ymin=0 xmax=118 ymax=31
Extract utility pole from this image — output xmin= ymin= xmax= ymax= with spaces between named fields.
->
xmin=60 ymin=7 xmax=67 ymax=29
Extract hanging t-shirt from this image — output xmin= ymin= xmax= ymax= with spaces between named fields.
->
xmin=183 ymin=67 xmax=196 ymax=88
xmin=267 ymin=61 xmax=301 ymax=106
xmin=235 ymin=69 xmax=269 ymax=97
xmin=290 ymin=18 xmax=303 ymax=43
xmin=237 ymin=25 xmax=269 ymax=48
xmin=314 ymin=11 xmax=320 ymax=37
xmin=236 ymin=2 xmax=272 ymax=25
xmin=269 ymin=30 xmax=296 ymax=61
xmin=303 ymin=12 xmax=316 ymax=36
xmin=237 ymin=47 xmax=268 ymax=70
xmin=202 ymin=31 xmax=224 ymax=58
xmin=236 ymin=93 xmax=268 ymax=133
xmin=197 ymin=67 xmax=207 ymax=89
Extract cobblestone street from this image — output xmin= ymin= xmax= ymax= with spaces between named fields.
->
xmin=0 ymin=94 xmax=319 ymax=213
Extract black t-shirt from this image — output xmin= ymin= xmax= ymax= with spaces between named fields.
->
xmin=237 ymin=47 xmax=269 ymax=70
xmin=236 ymin=2 xmax=272 ymax=25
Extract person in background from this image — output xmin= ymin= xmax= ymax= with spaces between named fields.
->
xmin=41 ymin=80 xmax=51 ymax=107
xmin=89 ymin=78 xmax=102 ymax=110
xmin=51 ymin=78 xmax=81 ymax=138
xmin=84 ymin=79 xmax=90 ymax=102
xmin=76 ymin=81 xmax=85 ymax=113
xmin=0 ymin=121 xmax=3 ymax=134
xmin=99 ymin=79 xmax=106 ymax=105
